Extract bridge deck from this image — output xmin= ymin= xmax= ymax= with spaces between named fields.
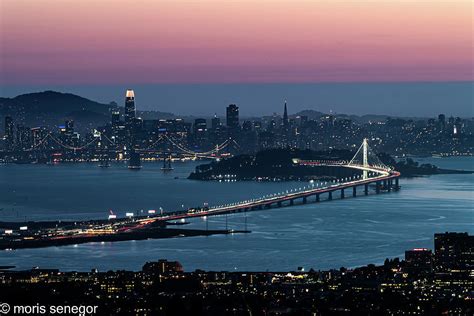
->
xmin=144 ymin=167 xmax=400 ymax=223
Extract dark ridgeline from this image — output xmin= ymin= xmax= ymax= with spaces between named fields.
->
xmin=0 ymin=233 xmax=472 ymax=315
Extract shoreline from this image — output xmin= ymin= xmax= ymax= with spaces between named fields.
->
xmin=0 ymin=227 xmax=250 ymax=251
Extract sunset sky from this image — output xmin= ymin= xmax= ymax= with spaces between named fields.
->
xmin=1 ymin=0 xmax=472 ymax=85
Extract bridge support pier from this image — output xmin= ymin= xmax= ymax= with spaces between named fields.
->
xmin=277 ymin=201 xmax=282 ymax=207
xmin=328 ymin=191 xmax=333 ymax=200
xmin=289 ymin=199 xmax=294 ymax=206
xmin=302 ymin=196 xmax=307 ymax=204
xmin=340 ymin=189 xmax=345 ymax=199
xmin=364 ymin=184 xmax=369 ymax=195
xmin=395 ymin=178 xmax=400 ymax=190
xmin=387 ymin=180 xmax=392 ymax=192
xmin=376 ymin=181 xmax=381 ymax=194
xmin=353 ymin=186 xmax=357 ymax=197
xmin=316 ymin=194 xmax=320 ymax=202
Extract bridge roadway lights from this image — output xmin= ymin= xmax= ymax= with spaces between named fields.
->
xmin=364 ymin=184 xmax=369 ymax=195
xmin=353 ymin=186 xmax=357 ymax=197
xmin=340 ymin=189 xmax=345 ymax=199
xmin=328 ymin=191 xmax=333 ymax=200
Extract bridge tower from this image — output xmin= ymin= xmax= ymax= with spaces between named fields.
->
xmin=349 ymin=138 xmax=388 ymax=180
xmin=362 ymin=138 xmax=368 ymax=180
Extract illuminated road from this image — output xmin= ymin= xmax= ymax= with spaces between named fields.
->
xmin=145 ymin=164 xmax=400 ymax=223
xmin=0 ymin=139 xmax=401 ymax=248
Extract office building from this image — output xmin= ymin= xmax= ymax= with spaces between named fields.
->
xmin=434 ymin=232 xmax=473 ymax=271
xmin=111 ymin=110 xmax=121 ymax=128
xmin=226 ymin=104 xmax=239 ymax=129
xmin=405 ymin=248 xmax=433 ymax=273
xmin=124 ymin=90 xmax=136 ymax=124
xmin=211 ymin=114 xmax=221 ymax=130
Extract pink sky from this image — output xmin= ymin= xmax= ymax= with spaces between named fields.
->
xmin=1 ymin=0 xmax=472 ymax=84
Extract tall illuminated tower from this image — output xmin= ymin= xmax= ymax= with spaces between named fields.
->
xmin=124 ymin=89 xmax=136 ymax=124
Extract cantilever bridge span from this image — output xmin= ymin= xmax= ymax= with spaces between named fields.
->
xmin=143 ymin=139 xmax=401 ymax=223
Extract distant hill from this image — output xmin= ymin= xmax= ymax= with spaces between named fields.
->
xmin=292 ymin=109 xmax=426 ymax=123
xmin=0 ymin=90 xmax=114 ymax=115
xmin=0 ymin=91 xmax=174 ymax=131
xmin=292 ymin=110 xmax=325 ymax=120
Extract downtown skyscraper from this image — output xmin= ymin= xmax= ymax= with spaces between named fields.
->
xmin=124 ymin=90 xmax=136 ymax=125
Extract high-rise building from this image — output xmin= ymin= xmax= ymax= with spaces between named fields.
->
xmin=194 ymin=118 xmax=207 ymax=147
xmin=111 ymin=110 xmax=121 ymax=127
xmin=226 ymin=104 xmax=239 ymax=129
xmin=124 ymin=90 xmax=136 ymax=124
xmin=438 ymin=114 xmax=446 ymax=124
xmin=283 ymin=100 xmax=289 ymax=128
xmin=434 ymin=232 xmax=473 ymax=271
xmin=211 ymin=114 xmax=221 ymax=130
xmin=4 ymin=116 xmax=14 ymax=151
xmin=194 ymin=118 xmax=207 ymax=134
xmin=242 ymin=120 xmax=253 ymax=132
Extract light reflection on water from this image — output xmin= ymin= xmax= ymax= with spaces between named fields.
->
xmin=0 ymin=157 xmax=472 ymax=271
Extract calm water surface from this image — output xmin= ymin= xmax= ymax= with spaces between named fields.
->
xmin=0 ymin=157 xmax=472 ymax=271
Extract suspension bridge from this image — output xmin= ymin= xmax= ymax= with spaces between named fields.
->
xmin=132 ymin=138 xmax=400 ymax=223
xmin=0 ymin=139 xmax=401 ymax=248
xmin=25 ymin=131 xmax=239 ymax=159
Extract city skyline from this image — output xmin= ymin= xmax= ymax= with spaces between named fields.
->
xmin=2 ymin=82 xmax=473 ymax=117
xmin=1 ymin=2 xmax=472 ymax=314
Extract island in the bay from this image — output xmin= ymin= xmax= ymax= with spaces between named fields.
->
xmin=189 ymin=148 xmax=473 ymax=181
